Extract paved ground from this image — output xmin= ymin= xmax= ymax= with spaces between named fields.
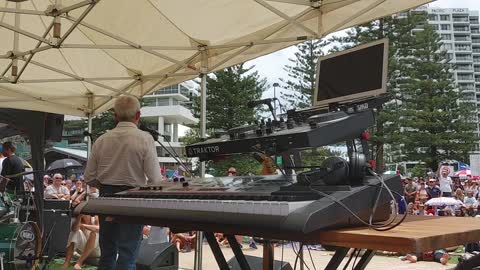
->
xmin=178 ymin=243 xmax=455 ymax=270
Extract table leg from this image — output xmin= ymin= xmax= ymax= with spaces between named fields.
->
xmin=263 ymin=240 xmax=274 ymax=270
xmin=353 ymin=250 xmax=375 ymax=270
xmin=204 ymin=232 xmax=229 ymax=270
xmin=324 ymin=247 xmax=349 ymax=270
xmin=226 ymin=234 xmax=251 ymax=270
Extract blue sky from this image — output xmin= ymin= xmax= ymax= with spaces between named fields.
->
xmin=247 ymin=0 xmax=480 ymax=101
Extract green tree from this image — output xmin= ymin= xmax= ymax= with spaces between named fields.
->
xmin=204 ymin=64 xmax=267 ymax=130
xmin=186 ymin=65 xmax=267 ymax=175
xmin=329 ymin=13 xmax=427 ymax=172
xmin=397 ymin=24 xmax=477 ymax=171
xmin=280 ymin=40 xmax=328 ymax=108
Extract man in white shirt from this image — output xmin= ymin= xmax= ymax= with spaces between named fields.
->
xmin=84 ymin=96 xmax=162 ymax=270
xmin=439 ymin=166 xmax=453 ymax=197
xmin=44 ymin=173 xmax=70 ymax=200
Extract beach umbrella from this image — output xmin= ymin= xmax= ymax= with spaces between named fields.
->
xmin=455 ymin=169 xmax=472 ymax=177
xmin=46 ymin=158 xmax=82 ymax=172
xmin=425 ymin=197 xmax=463 ymax=207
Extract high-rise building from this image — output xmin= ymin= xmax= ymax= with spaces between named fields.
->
xmin=411 ymin=7 xmax=480 ymax=151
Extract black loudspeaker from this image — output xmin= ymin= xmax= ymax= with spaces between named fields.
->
xmin=136 ymin=241 xmax=179 ymax=270
xmin=227 ymin=255 xmax=293 ymax=270
xmin=43 ymin=207 xmax=70 ymax=257
xmin=45 ymin=113 xmax=64 ymax=142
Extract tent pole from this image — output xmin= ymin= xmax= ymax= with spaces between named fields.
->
xmin=87 ymin=114 xmax=92 ymax=156
xmin=194 ymin=71 xmax=207 ymax=270
xmin=87 ymin=94 xmax=93 ymax=156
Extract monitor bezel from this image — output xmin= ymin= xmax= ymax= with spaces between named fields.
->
xmin=313 ymin=38 xmax=389 ymax=107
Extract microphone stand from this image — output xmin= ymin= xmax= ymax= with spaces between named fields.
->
xmin=144 ymin=130 xmax=194 ymax=178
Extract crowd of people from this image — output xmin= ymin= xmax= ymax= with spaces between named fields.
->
xmin=401 ymin=173 xmax=480 ymax=217
xmin=399 ymin=170 xmax=480 ymax=266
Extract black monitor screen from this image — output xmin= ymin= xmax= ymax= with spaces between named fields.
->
xmin=315 ymin=41 xmax=387 ymax=106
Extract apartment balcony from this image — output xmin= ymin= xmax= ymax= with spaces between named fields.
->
xmin=141 ymin=105 xmax=198 ymax=125
xmin=455 ymin=57 xmax=472 ymax=62
xmin=455 ymin=37 xmax=472 ymax=42
xmin=453 ymin=17 xmax=470 ymax=24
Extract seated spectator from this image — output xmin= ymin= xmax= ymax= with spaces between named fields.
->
xmin=464 ymin=191 xmax=478 ymax=208
xmin=417 ymin=204 xmax=426 ymax=216
xmin=454 ymin=188 xmax=465 ymax=202
xmin=465 ymin=178 xmax=478 ymax=198
xmin=43 ymin=175 xmax=51 ymax=188
xmin=65 ymin=179 xmax=73 ymax=193
xmin=71 ymin=180 xmax=86 ymax=208
xmin=63 ymin=215 xmax=100 ymax=270
xmin=170 ymin=231 xmax=196 ymax=252
xmin=400 ymin=249 xmax=449 ymax=265
xmin=44 ymin=173 xmax=70 ymax=200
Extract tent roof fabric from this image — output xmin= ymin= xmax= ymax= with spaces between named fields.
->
xmin=0 ymin=0 xmax=432 ymax=116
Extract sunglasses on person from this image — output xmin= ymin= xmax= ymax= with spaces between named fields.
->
xmin=228 ymin=171 xmax=237 ymax=174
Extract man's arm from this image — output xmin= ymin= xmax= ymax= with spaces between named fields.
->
xmin=44 ymin=186 xmax=59 ymax=199
xmin=84 ymin=143 xmax=99 ymax=187
xmin=144 ymin=136 xmax=162 ymax=185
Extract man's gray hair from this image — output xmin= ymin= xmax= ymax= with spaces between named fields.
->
xmin=53 ymin=173 xmax=63 ymax=179
xmin=114 ymin=96 xmax=140 ymax=121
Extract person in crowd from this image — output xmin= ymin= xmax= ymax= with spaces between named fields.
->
xmin=43 ymin=175 xmax=51 ymax=188
xmin=452 ymin=176 xmax=464 ymax=191
xmin=44 ymin=173 xmax=70 ymax=200
xmin=71 ymin=179 xmax=87 ymax=208
xmin=62 ymin=215 xmax=100 ymax=270
xmin=404 ymin=177 xmax=418 ymax=204
xmin=454 ymin=188 xmax=466 ymax=202
xmin=84 ymin=96 xmax=162 ymax=270
xmin=0 ymin=142 xmax=25 ymax=192
xmin=65 ymin=179 xmax=74 ymax=193
xmin=465 ymin=178 xmax=478 ymax=198
xmin=227 ymin=167 xmax=237 ymax=176
xmin=464 ymin=191 xmax=478 ymax=216
xmin=0 ymin=146 xmax=5 ymax=175
xmin=439 ymin=169 xmax=453 ymax=197
xmin=170 ymin=231 xmax=196 ymax=252
xmin=417 ymin=204 xmax=426 ymax=216
xmin=416 ymin=181 xmax=429 ymax=203
xmin=426 ymin=178 xmax=442 ymax=199
xmin=406 ymin=202 xmax=416 ymax=215
xmin=401 ymin=249 xmax=449 ymax=265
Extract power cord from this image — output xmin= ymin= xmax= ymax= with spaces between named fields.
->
xmin=305 ymin=173 xmax=407 ymax=231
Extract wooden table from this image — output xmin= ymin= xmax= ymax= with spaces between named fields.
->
xmin=316 ymin=215 xmax=480 ymax=254
xmin=115 ymin=215 xmax=480 ymax=270
xmin=203 ymin=215 xmax=480 ymax=270
xmin=314 ymin=215 xmax=480 ymax=270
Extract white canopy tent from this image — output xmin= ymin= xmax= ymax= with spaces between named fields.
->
xmin=0 ymin=0 xmax=432 ymax=117
xmin=0 ymin=1 xmax=435 ymax=268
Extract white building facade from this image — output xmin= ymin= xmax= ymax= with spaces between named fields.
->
xmin=141 ymin=82 xmax=198 ymax=170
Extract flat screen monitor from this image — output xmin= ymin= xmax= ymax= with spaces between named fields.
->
xmin=314 ymin=39 xmax=388 ymax=107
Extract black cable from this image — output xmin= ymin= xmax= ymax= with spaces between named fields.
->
xmin=154 ymin=138 xmax=193 ymax=177
xmin=306 ymin=174 xmax=407 ymax=231
xmin=292 ymin=242 xmax=311 ymax=270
